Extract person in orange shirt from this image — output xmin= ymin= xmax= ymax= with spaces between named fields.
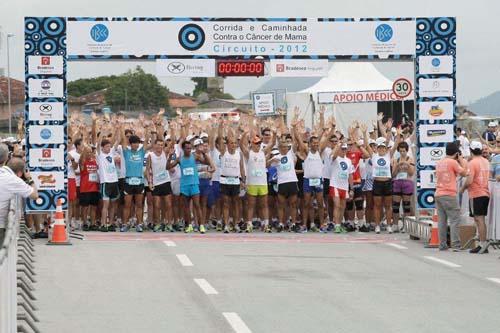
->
xmin=435 ymin=142 xmax=469 ymax=251
xmin=460 ymin=141 xmax=491 ymax=254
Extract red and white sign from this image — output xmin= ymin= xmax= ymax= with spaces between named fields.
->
xmin=392 ymin=78 xmax=413 ymax=99
xmin=28 ymin=56 xmax=64 ymax=75
xmin=318 ymin=90 xmax=411 ymax=104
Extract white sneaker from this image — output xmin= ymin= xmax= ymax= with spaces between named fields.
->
xmin=375 ymin=225 xmax=381 ymax=234
xmin=387 ymin=225 xmax=393 ymax=234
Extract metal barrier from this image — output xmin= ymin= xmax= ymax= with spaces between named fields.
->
xmin=0 ymin=197 xmax=39 ymax=333
xmin=404 ymin=216 xmax=433 ymax=242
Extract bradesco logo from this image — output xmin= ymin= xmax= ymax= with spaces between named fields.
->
xmin=178 ymin=24 xmax=205 ymax=51
xmin=375 ymin=24 xmax=393 ymax=42
xmin=90 ymin=24 xmax=109 ymax=42
xmin=41 ymin=56 xmax=51 ymax=65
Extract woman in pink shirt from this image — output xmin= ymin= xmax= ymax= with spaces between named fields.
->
xmin=460 ymin=141 xmax=491 ymax=254
xmin=435 ymin=142 xmax=468 ymax=251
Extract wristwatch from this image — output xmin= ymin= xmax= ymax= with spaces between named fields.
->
xmin=26 ymin=178 xmax=34 ymax=186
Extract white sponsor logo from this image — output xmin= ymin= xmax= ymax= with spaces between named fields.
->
xmin=28 ymin=102 xmax=64 ymax=121
xmin=418 ymin=78 xmax=453 ymax=97
xmin=28 ymin=78 xmax=64 ymax=98
xmin=419 ymin=124 xmax=454 ymax=144
xmin=29 ymin=148 xmax=65 ymax=168
xmin=156 ymin=59 xmax=216 ymax=77
xmin=418 ymin=55 xmax=453 ymax=74
xmin=420 ymin=147 xmax=446 ymax=166
xmin=270 ymin=59 xmax=329 ymax=77
xmin=419 ymin=101 xmax=454 ymax=121
xmin=29 ymin=125 xmax=65 ymax=144
xmin=31 ymin=171 xmax=65 ymax=191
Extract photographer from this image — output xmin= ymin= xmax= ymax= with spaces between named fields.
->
xmin=0 ymin=148 xmax=39 ymax=243
xmin=435 ymin=142 xmax=469 ymax=251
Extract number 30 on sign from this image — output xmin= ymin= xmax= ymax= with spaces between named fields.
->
xmin=392 ymin=78 xmax=413 ymax=99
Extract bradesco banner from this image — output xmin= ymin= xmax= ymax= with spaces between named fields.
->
xmin=66 ymin=18 xmax=416 ymax=57
xmin=318 ymin=90 xmax=412 ymax=104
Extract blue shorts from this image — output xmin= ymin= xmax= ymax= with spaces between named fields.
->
xmin=180 ymin=184 xmax=200 ymax=197
xmin=199 ymin=179 xmax=211 ymax=197
xmin=303 ymin=178 xmax=323 ymax=194
xmin=208 ymin=181 xmax=220 ymax=207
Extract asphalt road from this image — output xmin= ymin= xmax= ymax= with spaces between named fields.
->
xmin=33 ymin=232 xmax=500 ymax=333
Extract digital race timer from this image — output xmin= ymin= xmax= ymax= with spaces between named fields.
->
xmin=216 ymin=59 xmax=265 ymax=77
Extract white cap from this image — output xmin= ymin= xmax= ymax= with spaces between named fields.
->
xmin=186 ymin=134 xmax=194 ymax=142
xmin=391 ymin=127 xmax=397 ymax=134
xmin=368 ymin=139 xmax=376 ymax=145
xmin=193 ymin=138 xmax=203 ymax=147
xmin=341 ymin=143 xmax=348 ymax=149
xmin=470 ymin=141 xmax=482 ymax=150
xmin=200 ymin=132 xmax=209 ymax=139
xmin=488 ymin=121 xmax=497 ymax=127
xmin=271 ymin=148 xmax=279 ymax=156
xmin=165 ymin=134 xmax=171 ymax=141
xmin=375 ymin=137 xmax=387 ymax=147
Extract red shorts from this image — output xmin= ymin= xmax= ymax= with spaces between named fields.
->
xmin=68 ymin=178 xmax=78 ymax=202
xmin=329 ymin=186 xmax=349 ymax=199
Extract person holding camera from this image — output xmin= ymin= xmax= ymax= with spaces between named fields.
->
xmin=435 ymin=142 xmax=469 ymax=251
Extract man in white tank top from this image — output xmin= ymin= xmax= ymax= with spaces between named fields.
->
xmin=240 ymin=130 xmax=276 ymax=233
xmin=146 ymin=138 xmax=174 ymax=232
xmin=97 ymin=135 xmax=120 ymax=231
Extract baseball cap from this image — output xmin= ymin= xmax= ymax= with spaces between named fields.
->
xmin=271 ymin=148 xmax=279 ymax=156
xmin=252 ymin=135 xmax=262 ymax=144
xmin=470 ymin=141 xmax=482 ymax=150
xmin=375 ymin=137 xmax=387 ymax=147
xmin=186 ymin=135 xmax=194 ymax=142
xmin=200 ymin=132 xmax=209 ymax=139
xmin=488 ymin=121 xmax=497 ymax=127
xmin=193 ymin=139 xmax=203 ymax=147
xmin=341 ymin=143 xmax=348 ymax=149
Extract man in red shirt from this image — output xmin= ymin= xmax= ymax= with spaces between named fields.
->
xmin=79 ymin=145 xmax=100 ymax=231
xmin=460 ymin=141 xmax=491 ymax=254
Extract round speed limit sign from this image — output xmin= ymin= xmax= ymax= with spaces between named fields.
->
xmin=392 ymin=78 xmax=413 ymax=99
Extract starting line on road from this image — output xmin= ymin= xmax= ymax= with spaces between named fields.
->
xmin=194 ymin=278 xmax=218 ymax=295
xmin=223 ymin=312 xmax=252 ymax=333
xmin=176 ymin=254 xmax=193 ymax=267
xmin=423 ymin=256 xmax=462 ymax=268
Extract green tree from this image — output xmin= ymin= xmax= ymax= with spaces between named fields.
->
xmin=191 ymin=77 xmax=207 ymax=97
xmin=68 ymin=75 xmax=119 ymax=97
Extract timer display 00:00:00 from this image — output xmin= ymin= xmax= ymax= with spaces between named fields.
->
xmin=217 ymin=61 xmax=265 ymax=76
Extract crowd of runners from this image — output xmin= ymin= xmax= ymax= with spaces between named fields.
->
xmin=14 ymin=109 xmax=499 ymax=237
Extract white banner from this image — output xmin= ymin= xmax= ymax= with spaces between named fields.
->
xmin=28 ymin=102 xmax=65 ymax=121
xmin=29 ymin=125 xmax=65 ymax=144
xmin=419 ymin=124 xmax=454 ymax=144
xmin=419 ymin=101 xmax=454 ymax=121
xmin=419 ymin=147 xmax=446 ymax=166
xmin=418 ymin=55 xmax=453 ymax=75
xmin=418 ymin=78 xmax=453 ymax=97
xmin=67 ymin=19 xmax=416 ymax=57
xmin=28 ymin=78 xmax=64 ymax=98
xmin=31 ymin=171 xmax=65 ymax=191
xmin=253 ymin=93 xmax=275 ymax=116
xmin=318 ymin=90 xmax=412 ymax=104
xmin=29 ymin=148 xmax=65 ymax=168
xmin=156 ymin=59 xmax=215 ymax=77
xmin=269 ymin=59 xmax=328 ymax=77
xmin=28 ymin=56 xmax=64 ymax=75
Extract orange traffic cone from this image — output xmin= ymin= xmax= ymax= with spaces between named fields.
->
xmin=47 ymin=199 xmax=71 ymax=246
xmin=425 ymin=209 xmax=439 ymax=248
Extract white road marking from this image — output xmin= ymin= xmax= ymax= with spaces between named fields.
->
xmin=163 ymin=240 xmax=176 ymax=247
xmin=176 ymin=254 xmax=193 ymax=267
xmin=194 ymin=278 xmax=218 ymax=295
xmin=386 ymin=243 xmax=408 ymax=250
xmin=423 ymin=256 xmax=461 ymax=268
xmin=486 ymin=278 xmax=500 ymax=285
xmin=223 ymin=312 xmax=252 ymax=333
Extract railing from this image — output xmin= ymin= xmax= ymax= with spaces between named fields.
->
xmin=0 ymin=198 xmax=20 ymax=333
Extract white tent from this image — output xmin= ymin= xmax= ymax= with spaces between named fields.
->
xmin=285 ymin=62 xmax=412 ymax=134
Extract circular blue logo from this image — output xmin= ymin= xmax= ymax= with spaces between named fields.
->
xmin=340 ymin=161 xmax=348 ymax=170
xmin=377 ymin=158 xmax=386 ymax=166
xmin=431 ymin=58 xmax=441 ymax=67
xmin=281 ymin=156 xmax=288 ymax=164
xmin=90 ymin=24 xmax=109 ymax=42
xmin=375 ymin=24 xmax=393 ymax=42
xmin=178 ymin=24 xmax=205 ymax=51
xmin=40 ymin=128 xmax=52 ymax=140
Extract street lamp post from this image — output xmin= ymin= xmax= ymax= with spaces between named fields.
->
xmin=6 ymin=33 xmax=14 ymax=135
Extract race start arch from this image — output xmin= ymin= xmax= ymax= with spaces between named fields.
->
xmin=24 ymin=17 xmax=456 ymax=212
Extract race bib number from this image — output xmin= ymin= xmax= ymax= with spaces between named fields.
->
xmin=309 ymin=178 xmax=321 ymax=186
xmin=126 ymin=177 xmax=142 ymax=185
xmin=89 ymin=172 xmax=98 ymax=183
xmin=154 ymin=171 xmax=168 ymax=183
xmin=183 ymin=167 xmax=194 ymax=176
xmin=396 ymin=172 xmax=408 ymax=180
xmin=339 ymin=172 xmax=348 ymax=180
xmin=280 ymin=163 xmax=291 ymax=172
xmin=221 ymin=176 xmax=240 ymax=185
xmin=252 ymin=169 xmax=265 ymax=177
xmin=375 ymin=169 xmax=390 ymax=177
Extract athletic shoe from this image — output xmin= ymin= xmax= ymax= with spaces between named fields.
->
xmin=375 ymin=225 xmax=381 ymax=234
xmin=223 ymin=226 xmax=230 ymax=234
xmin=246 ymin=223 xmax=253 ymax=233
xmin=89 ymin=224 xmax=99 ymax=231
xmin=277 ymin=223 xmax=284 ymax=233
xmin=199 ymin=225 xmax=206 ymax=234
xmin=319 ymin=226 xmax=328 ymax=233
xmin=264 ymin=225 xmax=272 ymax=233
xmin=120 ymin=225 xmax=129 ymax=232
xmin=99 ymin=225 xmax=108 ymax=232
xmin=216 ymin=222 xmax=223 ymax=232
xmin=153 ymin=224 xmax=162 ymax=233
xmin=343 ymin=223 xmax=355 ymax=232
xmin=310 ymin=224 xmax=319 ymax=232
xmin=165 ymin=225 xmax=174 ymax=233
xmin=147 ymin=223 xmax=154 ymax=231
xmin=33 ymin=231 xmax=48 ymax=239
xmin=234 ymin=225 xmax=242 ymax=233
xmin=82 ymin=224 xmax=90 ymax=231
xmin=108 ymin=224 xmax=117 ymax=232
xmin=358 ymin=225 xmax=370 ymax=233
xmin=136 ymin=224 xmax=144 ymax=233
xmin=387 ymin=225 xmax=393 ymax=234
xmin=469 ymin=246 xmax=489 ymax=254
xmin=327 ymin=223 xmax=335 ymax=232
xmin=334 ymin=224 xmax=345 ymax=234
xmin=299 ymin=226 xmax=308 ymax=233
xmin=184 ymin=224 xmax=194 ymax=233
